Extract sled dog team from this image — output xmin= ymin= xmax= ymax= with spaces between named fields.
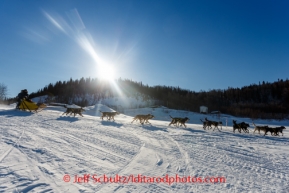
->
xmin=62 ymin=107 xmax=286 ymax=137
xmin=231 ymin=119 xmax=286 ymax=136
xmin=100 ymin=112 xmax=191 ymax=127
xmin=62 ymin=107 xmax=189 ymax=127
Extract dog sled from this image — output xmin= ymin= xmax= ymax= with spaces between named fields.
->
xmin=18 ymin=99 xmax=47 ymax=113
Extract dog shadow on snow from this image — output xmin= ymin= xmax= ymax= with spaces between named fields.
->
xmin=182 ymin=128 xmax=208 ymax=134
xmin=100 ymin=121 xmax=123 ymax=128
xmin=0 ymin=109 xmax=33 ymax=117
xmin=140 ymin=124 xmax=168 ymax=132
xmin=198 ymin=127 xmax=289 ymax=143
xmin=56 ymin=116 xmax=79 ymax=123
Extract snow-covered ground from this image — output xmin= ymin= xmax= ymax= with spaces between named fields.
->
xmin=0 ymin=103 xmax=289 ymax=193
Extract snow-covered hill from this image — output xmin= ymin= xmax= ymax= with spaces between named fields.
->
xmin=31 ymin=94 xmax=157 ymax=109
xmin=0 ymin=104 xmax=288 ymax=192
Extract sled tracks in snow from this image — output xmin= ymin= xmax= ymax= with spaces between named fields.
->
xmin=94 ymin=125 xmax=192 ymax=193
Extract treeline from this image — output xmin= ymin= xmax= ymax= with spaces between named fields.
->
xmin=9 ymin=77 xmax=289 ymax=119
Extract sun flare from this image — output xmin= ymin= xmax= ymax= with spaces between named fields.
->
xmin=43 ymin=10 xmax=118 ymax=82
xmin=97 ymin=64 xmax=115 ymax=81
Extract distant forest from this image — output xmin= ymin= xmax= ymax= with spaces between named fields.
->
xmin=9 ymin=77 xmax=289 ymax=119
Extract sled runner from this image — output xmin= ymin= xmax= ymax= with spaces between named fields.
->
xmin=18 ymin=99 xmax=47 ymax=113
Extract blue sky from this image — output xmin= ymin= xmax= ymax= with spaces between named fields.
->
xmin=1 ymin=0 xmax=289 ymax=97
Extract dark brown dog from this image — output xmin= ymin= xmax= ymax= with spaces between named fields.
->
xmin=132 ymin=114 xmax=154 ymax=124
xmin=200 ymin=119 xmax=212 ymax=130
xmin=169 ymin=116 xmax=189 ymax=128
xmin=272 ymin=126 xmax=286 ymax=136
xmin=100 ymin=111 xmax=120 ymax=121
xmin=252 ymin=122 xmax=269 ymax=135
xmin=232 ymin=120 xmax=241 ymax=133
xmin=63 ymin=108 xmax=85 ymax=117
xmin=211 ymin=121 xmax=222 ymax=132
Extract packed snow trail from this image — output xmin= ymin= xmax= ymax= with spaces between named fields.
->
xmin=0 ymin=105 xmax=289 ymax=192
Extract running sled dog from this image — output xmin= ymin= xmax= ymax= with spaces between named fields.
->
xmin=232 ymin=120 xmax=250 ymax=133
xmin=131 ymin=114 xmax=154 ymax=124
xmin=169 ymin=115 xmax=190 ymax=128
xmin=252 ymin=122 xmax=269 ymax=135
xmin=253 ymin=122 xmax=286 ymax=136
xmin=99 ymin=111 xmax=120 ymax=121
xmin=200 ymin=118 xmax=222 ymax=132
xmin=63 ymin=107 xmax=85 ymax=117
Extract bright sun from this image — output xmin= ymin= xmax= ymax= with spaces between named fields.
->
xmin=98 ymin=64 xmax=115 ymax=81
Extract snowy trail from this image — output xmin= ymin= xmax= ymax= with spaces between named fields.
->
xmin=169 ymin=129 xmax=289 ymax=192
xmin=1 ymin=106 xmax=289 ymax=192
xmin=0 ymin=129 xmax=25 ymax=163
xmin=95 ymin=118 xmax=192 ymax=192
